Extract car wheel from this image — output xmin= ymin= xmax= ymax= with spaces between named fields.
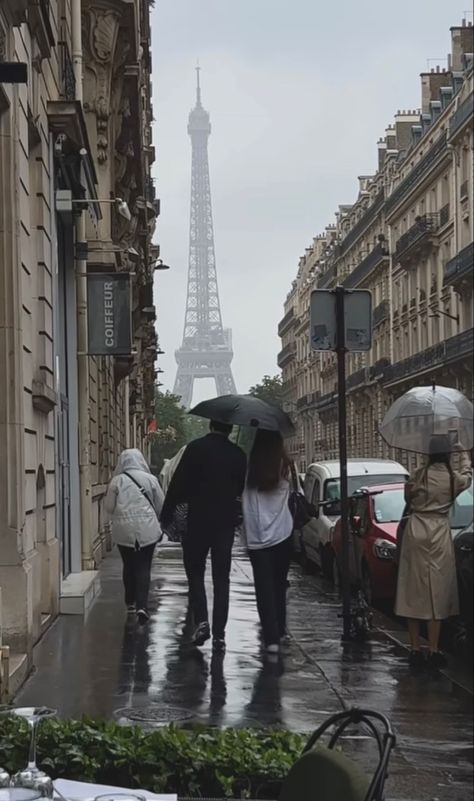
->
xmin=321 ymin=545 xmax=333 ymax=580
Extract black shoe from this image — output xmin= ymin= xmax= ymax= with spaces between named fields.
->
xmin=192 ymin=622 xmax=211 ymax=647
xmin=428 ymin=651 xmax=447 ymax=670
xmin=137 ymin=608 xmax=150 ymax=625
xmin=212 ymin=637 xmax=226 ymax=654
xmin=409 ymin=650 xmax=425 ymax=671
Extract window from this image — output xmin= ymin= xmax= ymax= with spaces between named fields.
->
xmin=372 ymin=488 xmax=405 ymax=523
xmin=311 ymin=479 xmax=321 ymax=506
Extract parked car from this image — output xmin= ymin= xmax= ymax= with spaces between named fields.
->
xmin=332 ymin=483 xmax=405 ymax=604
xmin=332 ymin=481 xmax=473 ymax=621
xmin=297 ymin=459 xmax=408 ymax=576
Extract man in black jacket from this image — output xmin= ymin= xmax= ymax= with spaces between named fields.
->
xmin=161 ymin=420 xmax=247 ymax=651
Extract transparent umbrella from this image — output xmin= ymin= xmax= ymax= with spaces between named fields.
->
xmin=379 ymin=385 xmax=474 ymax=455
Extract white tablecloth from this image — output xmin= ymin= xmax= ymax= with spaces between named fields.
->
xmin=55 ymin=779 xmax=176 ymax=801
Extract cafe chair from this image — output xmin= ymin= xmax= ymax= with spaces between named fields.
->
xmin=279 ymin=707 xmax=396 ymax=801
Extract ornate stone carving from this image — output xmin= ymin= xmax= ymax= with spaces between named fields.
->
xmin=82 ymin=7 xmax=122 ymax=163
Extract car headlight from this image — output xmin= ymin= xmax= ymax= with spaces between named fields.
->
xmin=373 ymin=538 xmax=396 ymax=561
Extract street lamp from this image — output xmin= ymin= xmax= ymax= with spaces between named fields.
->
xmin=55 ymin=190 xmax=132 ymax=221
xmin=429 ymin=310 xmax=460 ymax=324
xmin=154 ymin=258 xmax=171 ymax=271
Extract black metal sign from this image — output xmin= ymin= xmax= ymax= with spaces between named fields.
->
xmin=87 ymin=273 xmax=132 ymax=355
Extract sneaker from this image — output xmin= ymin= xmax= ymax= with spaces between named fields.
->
xmin=428 ymin=651 xmax=447 ymax=670
xmin=266 ymin=643 xmax=280 ymax=655
xmin=127 ymin=604 xmax=136 ymax=614
xmin=136 ymin=608 xmax=150 ymax=625
xmin=408 ymin=650 xmax=425 ymax=671
xmin=212 ymin=637 xmax=226 ymax=654
xmin=192 ymin=622 xmax=211 ymax=647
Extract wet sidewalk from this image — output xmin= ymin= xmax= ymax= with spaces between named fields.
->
xmin=17 ymin=545 xmax=473 ymax=801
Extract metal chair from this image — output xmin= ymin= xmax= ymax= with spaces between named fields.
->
xmin=279 ymin=708 xmax=396 ymax=801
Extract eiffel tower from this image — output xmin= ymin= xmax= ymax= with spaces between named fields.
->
xmin=173 ymin=68 xmax=237 ymax=409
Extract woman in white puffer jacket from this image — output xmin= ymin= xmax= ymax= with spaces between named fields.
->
xmin=105 ymin=449 xmax=164 ymax=624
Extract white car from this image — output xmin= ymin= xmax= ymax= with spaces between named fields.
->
xmin=297 ymin=459 xmax=409 ymax=577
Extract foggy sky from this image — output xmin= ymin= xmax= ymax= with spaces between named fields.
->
xmin=151 ymin=1 xmax=465 ymax=405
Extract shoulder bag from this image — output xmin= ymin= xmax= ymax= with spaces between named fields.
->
xmin=288 ymin=462 xmax=317 ymax=530
xmin=123 ymin=472 xmax=163 ymax=542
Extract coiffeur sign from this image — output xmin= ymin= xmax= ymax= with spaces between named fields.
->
xmin=87 ymin=273 xmax=132 ymax=355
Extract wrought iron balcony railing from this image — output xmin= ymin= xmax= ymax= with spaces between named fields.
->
xmin=449 ymin=91 xmax=474 ymax=139
xmin=439 ymin=203 xmax=450 ymax=227
xmin=373 ymin=299 xmax=389 ymax=328
xmin=444 ymin=241 xmax=474 ymax=287
xmin=315 ymin=391 xmax=338 ymax=411
xmin=346 ymin=367 xmax=369 ymax=392
xmin=369 ymin=357 xmax=391 ymax=381
xmin=382 ymin=328 xmax=473 ymax=385
xmin=344 ymin=242 xmax=389 ymax=289
xmin=278 ymin=308 xmax=295 ymax=337
xmin=277 ymin=343 xmax=296 ymax=368
xmin=339 ymin=190 xmax=385 ymax=255
xmin=395 ymin=213 xmax=439 ymax=265
xmin=386 ymin=134 xmax=448 ymax=212
xmin=59 ymin=42 xmax=76 ymax=101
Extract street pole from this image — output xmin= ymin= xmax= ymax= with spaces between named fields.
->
xmin=335 ymin=286 xmax=351 ymax=639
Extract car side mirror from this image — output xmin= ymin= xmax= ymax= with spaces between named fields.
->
xmin=352 ymin=515 xmax=363 ymax=535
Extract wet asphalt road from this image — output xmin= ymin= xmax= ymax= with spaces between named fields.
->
xmin=17 ymin=544 xmax=474 ymax=801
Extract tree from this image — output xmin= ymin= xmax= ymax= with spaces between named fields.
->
xmin=150 ymin=391 xmax=210 ymax=472
xmin=249 ymin=374 xmax=284 ymax=407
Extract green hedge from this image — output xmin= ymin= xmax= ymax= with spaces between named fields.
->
xmin=0 ymin=717 xmax=304 ymax=798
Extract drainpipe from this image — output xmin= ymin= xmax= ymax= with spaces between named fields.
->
xmin=387 ymin=223 xmax=394 ymax=364
xmin=72 ymin=0 xmax=94 ymax=570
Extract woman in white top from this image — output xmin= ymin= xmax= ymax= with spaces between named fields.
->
xmin=243 ymin=430 xmax=293 ymax=654
xmin=105 ymin=449 xmax=164 ymax=624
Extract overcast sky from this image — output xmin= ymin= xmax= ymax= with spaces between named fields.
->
xmin=151 ymin=1 xmax=467 ymax=405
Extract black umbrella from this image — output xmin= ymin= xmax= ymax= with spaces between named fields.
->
xmin=189 ymin=394 xmax=295 ymax=436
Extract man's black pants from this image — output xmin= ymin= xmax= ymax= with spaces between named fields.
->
xmin=118 ymin=542 xmax=156 ymax=611
xmin=249 ymin=536 xmax=292 ymax=646
xmin=182 ymin=530 xmax=234 ymax=639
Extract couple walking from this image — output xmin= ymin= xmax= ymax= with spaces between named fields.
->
xmin=105 ymin=422 xmax=294 ymax=655
xmin=161 ymin=421 xmax=294 ymax=654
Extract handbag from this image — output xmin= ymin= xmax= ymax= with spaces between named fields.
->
xmin=163 ymin=503 xmax=187 ymax=543
xmin=288 ymin=462 xmax=317 ymax=530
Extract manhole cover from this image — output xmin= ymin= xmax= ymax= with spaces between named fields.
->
xmin=114 ymin=706 xmax=194 ymax=725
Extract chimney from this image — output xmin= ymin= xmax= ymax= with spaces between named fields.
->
xmin=451 ymin=20 xmax=474 ymax=71
xmin=420 ymin=69 xmax=452 ymax=114
xmin=395 ymin=110 xmax=421 ymax=151
xmin=385 ymin=125 xmax=397 ymax=150
xmin=377 ymin=137 xmax=387 ymax=170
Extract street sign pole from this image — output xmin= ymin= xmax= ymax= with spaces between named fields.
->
xmin=334 ymin=286 xmax=352 ymax=640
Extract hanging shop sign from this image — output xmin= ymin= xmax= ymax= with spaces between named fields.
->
xmin=87 ymin=273 xmax=132 ymax=355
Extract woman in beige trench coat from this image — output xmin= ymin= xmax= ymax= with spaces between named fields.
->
xmin=395 ymin=435 xmax=472 ymax=670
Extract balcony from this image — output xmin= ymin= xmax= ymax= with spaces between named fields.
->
xmin=346 ymin=367 xmax=370 ymax=392
xmin=344 ymin=243 xmax=389 ymax=289
xmin=277 ymin=343 xmax=296 ymax=369
xmin=278 ymin=307 xmax=295 ymax=337
xmin=339 ymin=190 xmax=385 ymax=255
xmin=386 ymin=134 xmax=448 ymax=213
xmin=373 ymin=300 xmax=389 ymax=328
xmin=449 ymin=91 xmax=473 ymax=140
xmin=439 ymin=203 xmax=450 ymax=227
xmin=296 ymin=392 xmax=320 ymax=412
xmin=369 ymin=357 xmax=391 ymax=381
xmin=394 ymin=213 xmax=440 ymax=268
xmin=318 ymin=260 xmax=337 ymax=289
xmin=444 ymin=241 xmax=474 ymax=289
xmin=315 ymin=391 xmax=338 ymax=411
xmin=383 ymin=328 xmax=473 ymax=385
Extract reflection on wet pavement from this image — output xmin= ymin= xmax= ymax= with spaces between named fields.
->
xmin=16 ymin=544 xmax=473 ymax=800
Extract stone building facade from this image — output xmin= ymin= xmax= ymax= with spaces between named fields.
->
xmin=278 ymin=22 xmax=474 ymax=473
xmin=0 ymin=0 xmax=158 ymax=690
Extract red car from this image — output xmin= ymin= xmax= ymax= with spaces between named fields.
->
xmin=332 ymin=483 xmax=406 ymax=605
